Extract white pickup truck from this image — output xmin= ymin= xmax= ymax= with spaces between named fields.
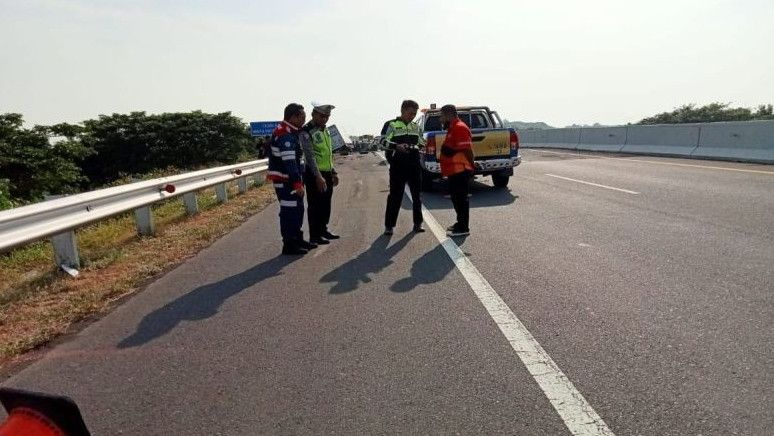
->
xmin=416 ymin=105 xmax=521 ymax=190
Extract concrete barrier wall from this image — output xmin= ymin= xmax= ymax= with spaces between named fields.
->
xmin=518 ymin=120 xmax=774 ymax=164
xmin=517 ymin=128 xmax=579 ymax=149
xmin=577 ymin=127 xmax=627 ymax=152
xmin=518 ymin=129 xmax=547 ymax=147
xmin=516 ymin=130 xmax=538 ymax=143
xmin=545 ymin=128 xmax=581 ymax=149
xmin=532 ymin=129 xmax=550 ymax=147
xmin=691 ymin=120 xmax=774 ymax=163
xmin=622 ymin=124 xmax=700 ymax=157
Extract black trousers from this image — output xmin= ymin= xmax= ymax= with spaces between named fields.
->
xmin=304 ymin=170 xmax=334 ymax=238
xmin=448 ymin=171 xmax=472 ymax=231
xmin=385 ymin=161 xmax=422 ymax=228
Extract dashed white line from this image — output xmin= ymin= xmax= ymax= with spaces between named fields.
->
xmin=527 ymin=149 xmax=774 ymax=176
xmin=376 ymin=151 xmax=616 ymax=436
xmin=545 ymin=174 xmax=640 ymax=195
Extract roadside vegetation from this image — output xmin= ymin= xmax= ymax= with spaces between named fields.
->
xmin=0 ymin=111 xmax=258 ymax=210
xmin=499 ymin=103 xmax=774 ymax=131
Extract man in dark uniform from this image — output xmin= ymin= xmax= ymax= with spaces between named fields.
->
xmin=300 ymin=102 xmax=340 ymax=245
xmin=381 ymin=99 xmax=425 ymax=235
xmin=267 ymin=103 xmax=317 ymax=255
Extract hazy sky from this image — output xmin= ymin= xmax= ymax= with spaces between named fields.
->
xmin=2 ymin=0 xmax=772 ymax=136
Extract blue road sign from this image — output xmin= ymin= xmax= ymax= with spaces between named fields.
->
xmin=250 ymin=121 xmax=281 ymax=137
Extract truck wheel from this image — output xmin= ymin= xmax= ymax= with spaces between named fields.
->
xmin=492 ymin=174 xmax=510 ymax=189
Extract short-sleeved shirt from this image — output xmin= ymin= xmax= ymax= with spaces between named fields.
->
xmin=440 ymin=118 xmax=474 ymax=177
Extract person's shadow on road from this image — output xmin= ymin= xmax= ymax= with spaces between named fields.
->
xmin=117 ymin=255 xmax=297 ymax=349
xmin=390 ymin=244 xmax=455 ymax=293
xmin=320 ymin=233 xmax=415 ymax=294
xmin=421 ymin=180 xmax=519 ymax=210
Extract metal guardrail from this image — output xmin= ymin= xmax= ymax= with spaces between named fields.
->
xmin=0 ymin=159 xmax=268 ymax=273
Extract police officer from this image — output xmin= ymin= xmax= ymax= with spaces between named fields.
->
xmin=268 ymin=103 xmax=317 ymax=255
xmin=300 ymin=102 xmax=340 ymax=245
xmin=381 ymin=99 xmax=425 ymax=235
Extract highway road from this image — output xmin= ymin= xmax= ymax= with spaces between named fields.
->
xmin=3 ymin=149 xmax=773 ymax=435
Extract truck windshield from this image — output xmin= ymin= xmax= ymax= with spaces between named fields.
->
xmin=424 ymin=115 xmax=443 ymax=132
xmin=423 ymin=111 xmax=490 ymax=131
xmin=469 ymin=112 xmax=491 ymax=129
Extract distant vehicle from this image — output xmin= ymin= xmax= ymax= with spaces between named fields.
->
xmin=416 ymin=105 xmax=521 ymax=190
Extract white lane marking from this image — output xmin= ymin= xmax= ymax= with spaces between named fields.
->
xmin=376 ymin=151 xmax=615 ymax=436
xmin=312 ymin=245 xmax=328 ymax=257
xmin=545 ymin=174 xmax=640 ymax=195
xmin=421 ymin=210 xmax=615 ymax=436
xmin=526 ymin=149 xmax=774 ymax=176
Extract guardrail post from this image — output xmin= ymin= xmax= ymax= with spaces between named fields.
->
xmin=215 ymin=183 xmax=228 ymax=203
xmin=237 ymin=177 xmax=248 ymax=194
xmin=183 ymin=192 xmax=199 ymax=215
xmin=51 ymin=231 xmax=80 ymax=270
xmin=134 ymin=206 xmax=155 ymax=236
xmin=43 ymin=194 xmax=81 ymax=272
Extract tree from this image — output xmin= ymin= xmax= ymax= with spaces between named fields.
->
xmin=0 ymin=114 xmax=92 ymax=204
xmin=638 ymin=103 xmax=774 ymax=125
xmin=0 ymin=179 xmax=13 ymax=210
xmin=78 ymin=111 xmax=252 ymax=186
xmin=754 ymin=104 xmax=773 ymax=118
xmin=1 ymin=110 xmax=261 ymax=205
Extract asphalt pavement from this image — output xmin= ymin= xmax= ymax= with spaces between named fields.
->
xmin=2 ymin=150 xmax=773 ymax=435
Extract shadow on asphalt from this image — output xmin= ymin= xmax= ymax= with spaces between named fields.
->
xmin=117 ymin=255 xmax=297 ymax=348
xmin=418 ymin=181 xmax=518 ymax=210
xmin=320 ymin=233 xmax=415 ymax=294
xmin=390 ymin=244 xmax=455 ymax=293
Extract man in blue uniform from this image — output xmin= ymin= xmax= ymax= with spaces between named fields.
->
xmin=268 ymin=103 xmax=317 ymax=255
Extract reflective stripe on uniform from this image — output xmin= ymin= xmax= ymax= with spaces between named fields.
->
xmin=279 ymin=200 xmax=298 ymax=207
xmin=385 ymin=119 xmax=424 ymax=147
xmin=273 ymin=183 xmax=284 ymax=188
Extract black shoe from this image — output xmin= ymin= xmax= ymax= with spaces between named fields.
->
xmin=310 ymin=236 xmax=330 ymax=245
xmin=282 ymin=244 xmax=308 ymax=255
xmin=413 ymin=225 xmax=426 ymax=233
xmin=322 ymin=231 xmax=340 ymax=240
xmin=447 ymin=226 xmax=470 ymax=237
xmin=384 ymin=227 xmax=394 ymax=235
xmin=297 ymin=239 xmax=318 ymax=250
